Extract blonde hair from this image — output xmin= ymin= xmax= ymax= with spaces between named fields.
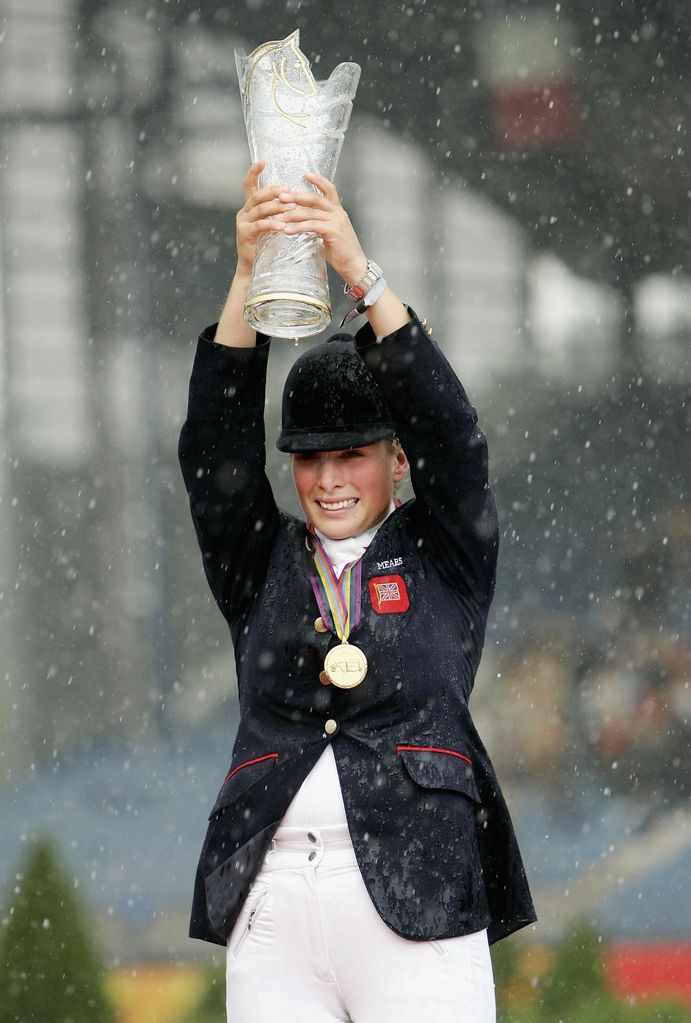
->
xmin=388 ymin=436 xmax=409 ymax=497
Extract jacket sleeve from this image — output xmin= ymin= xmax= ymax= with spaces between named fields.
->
xmin=178 ymin=325 xmax=279 ymax=624
xmin=355 ymin=311 xmax=498 ymax=604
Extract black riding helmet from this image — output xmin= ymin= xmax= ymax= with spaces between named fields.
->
xmin=276 ymin=333 xmax=395 ymax=453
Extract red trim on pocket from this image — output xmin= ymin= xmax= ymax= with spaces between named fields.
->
xmin=396 ymin=744 xmax=472 ymax=766
xmin=225 ymin=752 xmax=279 ymax=783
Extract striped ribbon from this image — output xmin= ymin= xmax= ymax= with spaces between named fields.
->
xmin=309 ymin=534 xmax=363 ymax=642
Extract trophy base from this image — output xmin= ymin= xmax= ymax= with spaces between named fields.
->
xmin=244 ymin=293 xmax=331 ymax=339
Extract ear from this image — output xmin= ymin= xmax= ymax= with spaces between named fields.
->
xmin=392 ymin=446 xmax=409 ymax=483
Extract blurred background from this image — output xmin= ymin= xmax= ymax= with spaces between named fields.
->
xmin=0 ymin=0 xmax=689 ymax=1020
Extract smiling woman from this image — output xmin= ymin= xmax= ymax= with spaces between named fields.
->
xmin=291 ymin=441 xmax=408 ymax=540
xmin=177 ymin=161 xmax=536 ymax=1023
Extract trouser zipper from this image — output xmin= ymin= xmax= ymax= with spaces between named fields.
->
xmin=232 ymin=888 xmax=268 ymax=957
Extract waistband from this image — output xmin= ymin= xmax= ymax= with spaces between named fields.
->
xmin=271 ymin=824 xmax=353 ymax=850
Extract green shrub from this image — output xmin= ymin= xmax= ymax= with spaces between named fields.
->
xmin=0 ymin=835 xmax=114 ymax=1023
xmin=493 ymin=921 xmax=691 ymax=1023
xmin=627 ymin=998 xmax=691 ymax=1023
xmin=537 ymin=920 xmax=608 ymax=1018
xmin=177 ymin=961 xmax=225 ymax=1023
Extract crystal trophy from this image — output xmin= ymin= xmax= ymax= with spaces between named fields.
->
xmin=235 ymin=31 xmax=360 ymax=338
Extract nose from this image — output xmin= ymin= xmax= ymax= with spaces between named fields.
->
xmin=316 ymin=455 xmax=344 ymax=491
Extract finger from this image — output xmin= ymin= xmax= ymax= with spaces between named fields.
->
xmin=304 ymin=172 xmax=339 ymax=203
xmin=244 ymin=197 xmax=296 ymax=221
xmin=284 ymin=219 xmax=329 ymax=235
xmin=243 ymin=184 xmax=286 ymax=210
xmin=241 ymin=218 xmax=287 ymax=238
xmin=242 ymin=160 xmax=265 ymax=201
xmin=277 ymin=189 xmax=333 ymax=210
xmin=277 ymin=207 xmax=331 ymax=224
xmin=256 ymin=219 xmax=287 ymax=233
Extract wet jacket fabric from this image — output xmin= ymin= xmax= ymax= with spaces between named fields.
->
xmin=178 ymin=311 xmax=537 ymax=948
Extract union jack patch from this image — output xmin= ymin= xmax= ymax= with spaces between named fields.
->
xmin=368 ymin=574 xmax=410 ymax=614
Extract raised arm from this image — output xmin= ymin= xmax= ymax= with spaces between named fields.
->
xmin=356 ymin=316 xmax=498 ymax=605
xmin=214 ymin=161 xmax=295 ymax=348
xmin=274 ymin=171 xmax=412 ymax=340
xmin=277 ymin=173 xmax=497 ymax=604
xmin=178 ymin=163 xmax=288 ymax=622
xmin=178 ymin=334 xmax=279 ymax=625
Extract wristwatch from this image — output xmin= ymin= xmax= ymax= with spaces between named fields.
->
xmin=340 ymin=259 xmax=388 ymax=326
xmin=344 ymin=260 xmax=384 ymax=302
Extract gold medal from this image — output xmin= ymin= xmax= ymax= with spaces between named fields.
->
xmin=310 ymin=535 xmax=367 ymax=690
xmin=323 ymin=641 xmax=368 ymax=689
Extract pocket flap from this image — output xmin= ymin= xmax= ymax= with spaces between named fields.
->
xmin=397 ymin=745 xmax=480 ymax=804
xmin=209 ymin=753 xmax=279 ymax=819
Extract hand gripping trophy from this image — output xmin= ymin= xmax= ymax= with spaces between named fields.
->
xmin=235 ymin=31 xmax=360 ymax=337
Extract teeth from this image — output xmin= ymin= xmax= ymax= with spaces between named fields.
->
xmin=318 ymin=499 xmax=357 ymax=511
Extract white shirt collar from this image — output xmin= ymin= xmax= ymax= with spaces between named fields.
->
xmin=315 ymin=501 xmax=395 ymax=578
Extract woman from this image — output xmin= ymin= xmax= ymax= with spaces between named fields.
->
xmin=178 ymin=161 xmax=536 ymax=1022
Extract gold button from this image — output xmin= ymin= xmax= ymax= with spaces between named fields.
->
xmin=324 ymin=719 xmax=338 ymax=735
xmin=314 ymin=616 xmax=328 ymax=633
xmin=318 ymin=670 xmax=332 ymax=686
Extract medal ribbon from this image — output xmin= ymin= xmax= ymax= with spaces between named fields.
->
xmin=309 ymin=534 xmax=363 ymax=642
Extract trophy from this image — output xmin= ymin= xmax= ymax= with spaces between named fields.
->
xmin=235 ymin=31 xmax=360 ymax=338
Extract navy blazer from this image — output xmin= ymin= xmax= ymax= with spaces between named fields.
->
xmin=178 ymin=311 xmax=536 ymax=947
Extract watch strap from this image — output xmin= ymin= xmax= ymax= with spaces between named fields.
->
xmin=339 ymin=275 xmax=388 ymax=326
xmin=344 ymin=259 xmax=383 ymax=302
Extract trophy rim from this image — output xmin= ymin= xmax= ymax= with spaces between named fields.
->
xmin=244 ymin=293 xmax=332 ymax=338
xmin=244 ymin=293 xmax=331 ymax=316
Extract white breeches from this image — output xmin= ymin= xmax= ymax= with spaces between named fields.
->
xmin=226 ymin=823 xmax=496 ymax=1023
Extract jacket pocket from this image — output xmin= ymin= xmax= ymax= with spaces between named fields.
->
xmin=397 ymin=744 xmax=480 ymax=804
xmin=208 ymin=753 xmax=279 ymax=819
